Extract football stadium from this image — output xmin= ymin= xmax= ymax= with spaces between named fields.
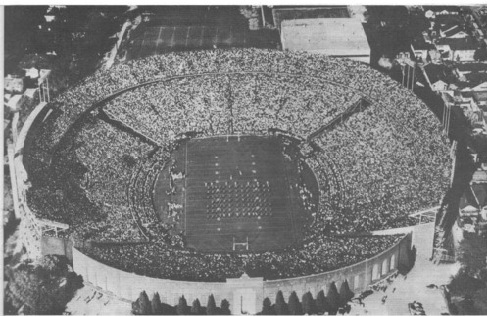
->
xmin=21 ymin=48 xmax=451 ymax=286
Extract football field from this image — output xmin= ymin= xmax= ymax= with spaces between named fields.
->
xmin=154 ymin=135 xmax=310 ymax=252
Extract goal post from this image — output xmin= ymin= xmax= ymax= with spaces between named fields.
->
xmin=233 ymin=236 xmax=249 ymax=251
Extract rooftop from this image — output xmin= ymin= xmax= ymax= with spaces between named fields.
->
xmin=272 ymin=5 xmax=350 ymax=31
xmin=464 ymin=72 xmax=487 ymax=87
xmin=471 ymin=6 xmax=487 ymax=27
xmin=280 ymin=18 xmax=370 ymax=58
xmin=456 ymin=62 xmax=487 ymax=73
xmin=412 ymin=33 xmax=435 ymax=51
xmin=442 ymin=24 xmax=466 ymax=38
xmin=459 ymin=181 xmax=487 ymax=211
xmin=423 ymin=63 xmax=455 ymax=84
xmin=423 ymin=6 xmax=462 ymax=14
xmin=436 ymin=36 xmax=478 ymax=50
xmin=462 ymin=90 xmax=487 ymax=102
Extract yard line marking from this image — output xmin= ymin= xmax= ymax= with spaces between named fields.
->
xmin=170 ymin=26 xmax=176 ymax=48
xmin=200 ymin=26 xmax=205 ymax=46
xmin=185 ymin=26 xmax=191 ymax=48
xmin=140 ymin=28 xmax=148 ymax=58
xmin=154 ymin=27 xmax=163 ymax=55
xmin=214 ymin=27 xmax=219 ymax=46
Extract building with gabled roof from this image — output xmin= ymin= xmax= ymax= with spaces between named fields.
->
xmin=411 ymin=32 xmax=436 ymax=62
xmin=440 ymin=24 xmax=468 ymax=38
xmin=436 ymin=37 xmax=478 ymax=61
xmin=280 ymin=18 xmax=370 ymax=63
xmin=422 ymin=63 xmax=456 ymax=91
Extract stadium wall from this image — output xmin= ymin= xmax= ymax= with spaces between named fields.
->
xmin=72 ymin=233 xmax=411 ymax=314
xmin=13 ymin=101 xmax=73 ymax=260
xmin=13 ymin=101 xmax=50 ymax=259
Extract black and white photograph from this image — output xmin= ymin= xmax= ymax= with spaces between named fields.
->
xmin=2 ymin=3 xmax=487 ymax=315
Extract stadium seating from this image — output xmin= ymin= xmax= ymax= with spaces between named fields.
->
xmin=23 ymin=48 xmax=451 ymax=281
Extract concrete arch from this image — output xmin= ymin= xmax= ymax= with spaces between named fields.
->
xmin=390 ymin=253 xmax=396 ymax=271
xmin=381 ymin=258 xmax=389 ymax=276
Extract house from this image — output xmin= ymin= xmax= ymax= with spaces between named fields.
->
xmin=271 ymin=6 xmax=350 ymax=31
xmin=440 ymin=24 xmax=468 ymax=38
xmin=472 ymin=169 xmax=487 ymax=184
xmin=423 ymin=6 xmax=462 ymax=16
xmin=442 ymin=91 xmax=483 ymax=118
xmin=4 ymin=76 xmax=24 ymax=94
xmin=422 ymin=63 xmax=455 ymax=92
xmin=453 ymin=62 xmax=487 ymax=81
xmin=458 ymin=183 xmax=486 ymax=234
xmin=436 ymin=37 xmax=478 ymax=62
xmin=471 ymin=6 xmax=487 ymax=28
xmin=280 ymin=18 xmax=370 ymax=63
xmin=411 ymin=32 xmax=435 ymax=62
xmin=462 ymin=90 xmax=487 ymax=108
xmin=463 ymin=72 xmax=487 ymax=90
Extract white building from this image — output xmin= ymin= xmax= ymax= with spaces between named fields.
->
xmin=280 ymin=18 xmax=370 ymax=63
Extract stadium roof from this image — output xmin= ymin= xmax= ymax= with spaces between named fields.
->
xmin=280 ymin=18 xmax=370 ymax=62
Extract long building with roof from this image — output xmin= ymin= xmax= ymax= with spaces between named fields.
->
xmin=280 ymin=18 xmax=370 ymax=63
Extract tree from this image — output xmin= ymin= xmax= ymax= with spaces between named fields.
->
xmin=316 ymin=290 xmax=329 ymax=314
xmin=220 ymin=299 xmax=231 ymax=315
xmin=176 ymin=295 xmax=188 ymax=315
xmin=4 ymin=255 xmax=82 ymax=315
xmin=191 ymin=299 xmax=202 ymax=315
xmin=288 ymin=291 xmax=302 ymax=315
xmin=133 ymin=291 xmax=151 ymax=315
xmin=302 ymin=291 xmax=316 ymax=315
xmin=262 ymin=297 xmax=274 ymax=315
xmin=151 ymin=292 xmax=163 ymax=315
xmin=457 ymin=234 xmax=487 ymax=283
xmin=327 ymin=282 xmax=340 ymax=315
xmin=274 ymin=290 xmax=288 ymax=315
xmin=339 ymin=280 xmax=354 ymax=307
xmin=206 ymin=294 xmax=217 ymax=315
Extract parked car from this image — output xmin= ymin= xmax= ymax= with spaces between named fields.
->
xmin=409 ymin=301 xmax=426 ymax=315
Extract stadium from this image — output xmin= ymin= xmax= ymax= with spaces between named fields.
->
xmin=17 ymin=48 xmax=451 ymax=309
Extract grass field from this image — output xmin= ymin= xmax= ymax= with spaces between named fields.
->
xmin=127 ymin=25 xmax=281 ymax=60
xmin=125 ymin=6 xmax=279 ymax=60
xmin=153 ymin=135 xmax=312 ymax=252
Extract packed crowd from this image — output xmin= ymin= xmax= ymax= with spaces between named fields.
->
xmin=23 ymin=48 xmax=451 ymax=281
xmin=102 ymin=72 xmax=357 ymax=145
xmin=83 ymin=235 xmax=401 ymax=281
xmin=311 ymin=94 xmax=451 ymax=234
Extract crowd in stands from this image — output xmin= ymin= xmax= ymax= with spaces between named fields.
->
xmin=309 ymin=100 xmax=451 ymax=235
xmin=23 ymin=48 xmax=451 ymax=281
xmin=83 ymin=236 xmax=400 ymax=282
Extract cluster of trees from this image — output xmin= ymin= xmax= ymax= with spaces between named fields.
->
xmin=261 ymin=281 xmax=354 ymax=315
xmin=132 ymin=292 xmax=231 ymax=315
xmin=133 ymin=280 xmax=355 ymax=315
xmin=4 ymin=255 xmax=83 ymax=315
xmin=5 ymin=6 xmax=127 ymax=94
xmin=456 ymin=233 xmax=487 ymax=284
